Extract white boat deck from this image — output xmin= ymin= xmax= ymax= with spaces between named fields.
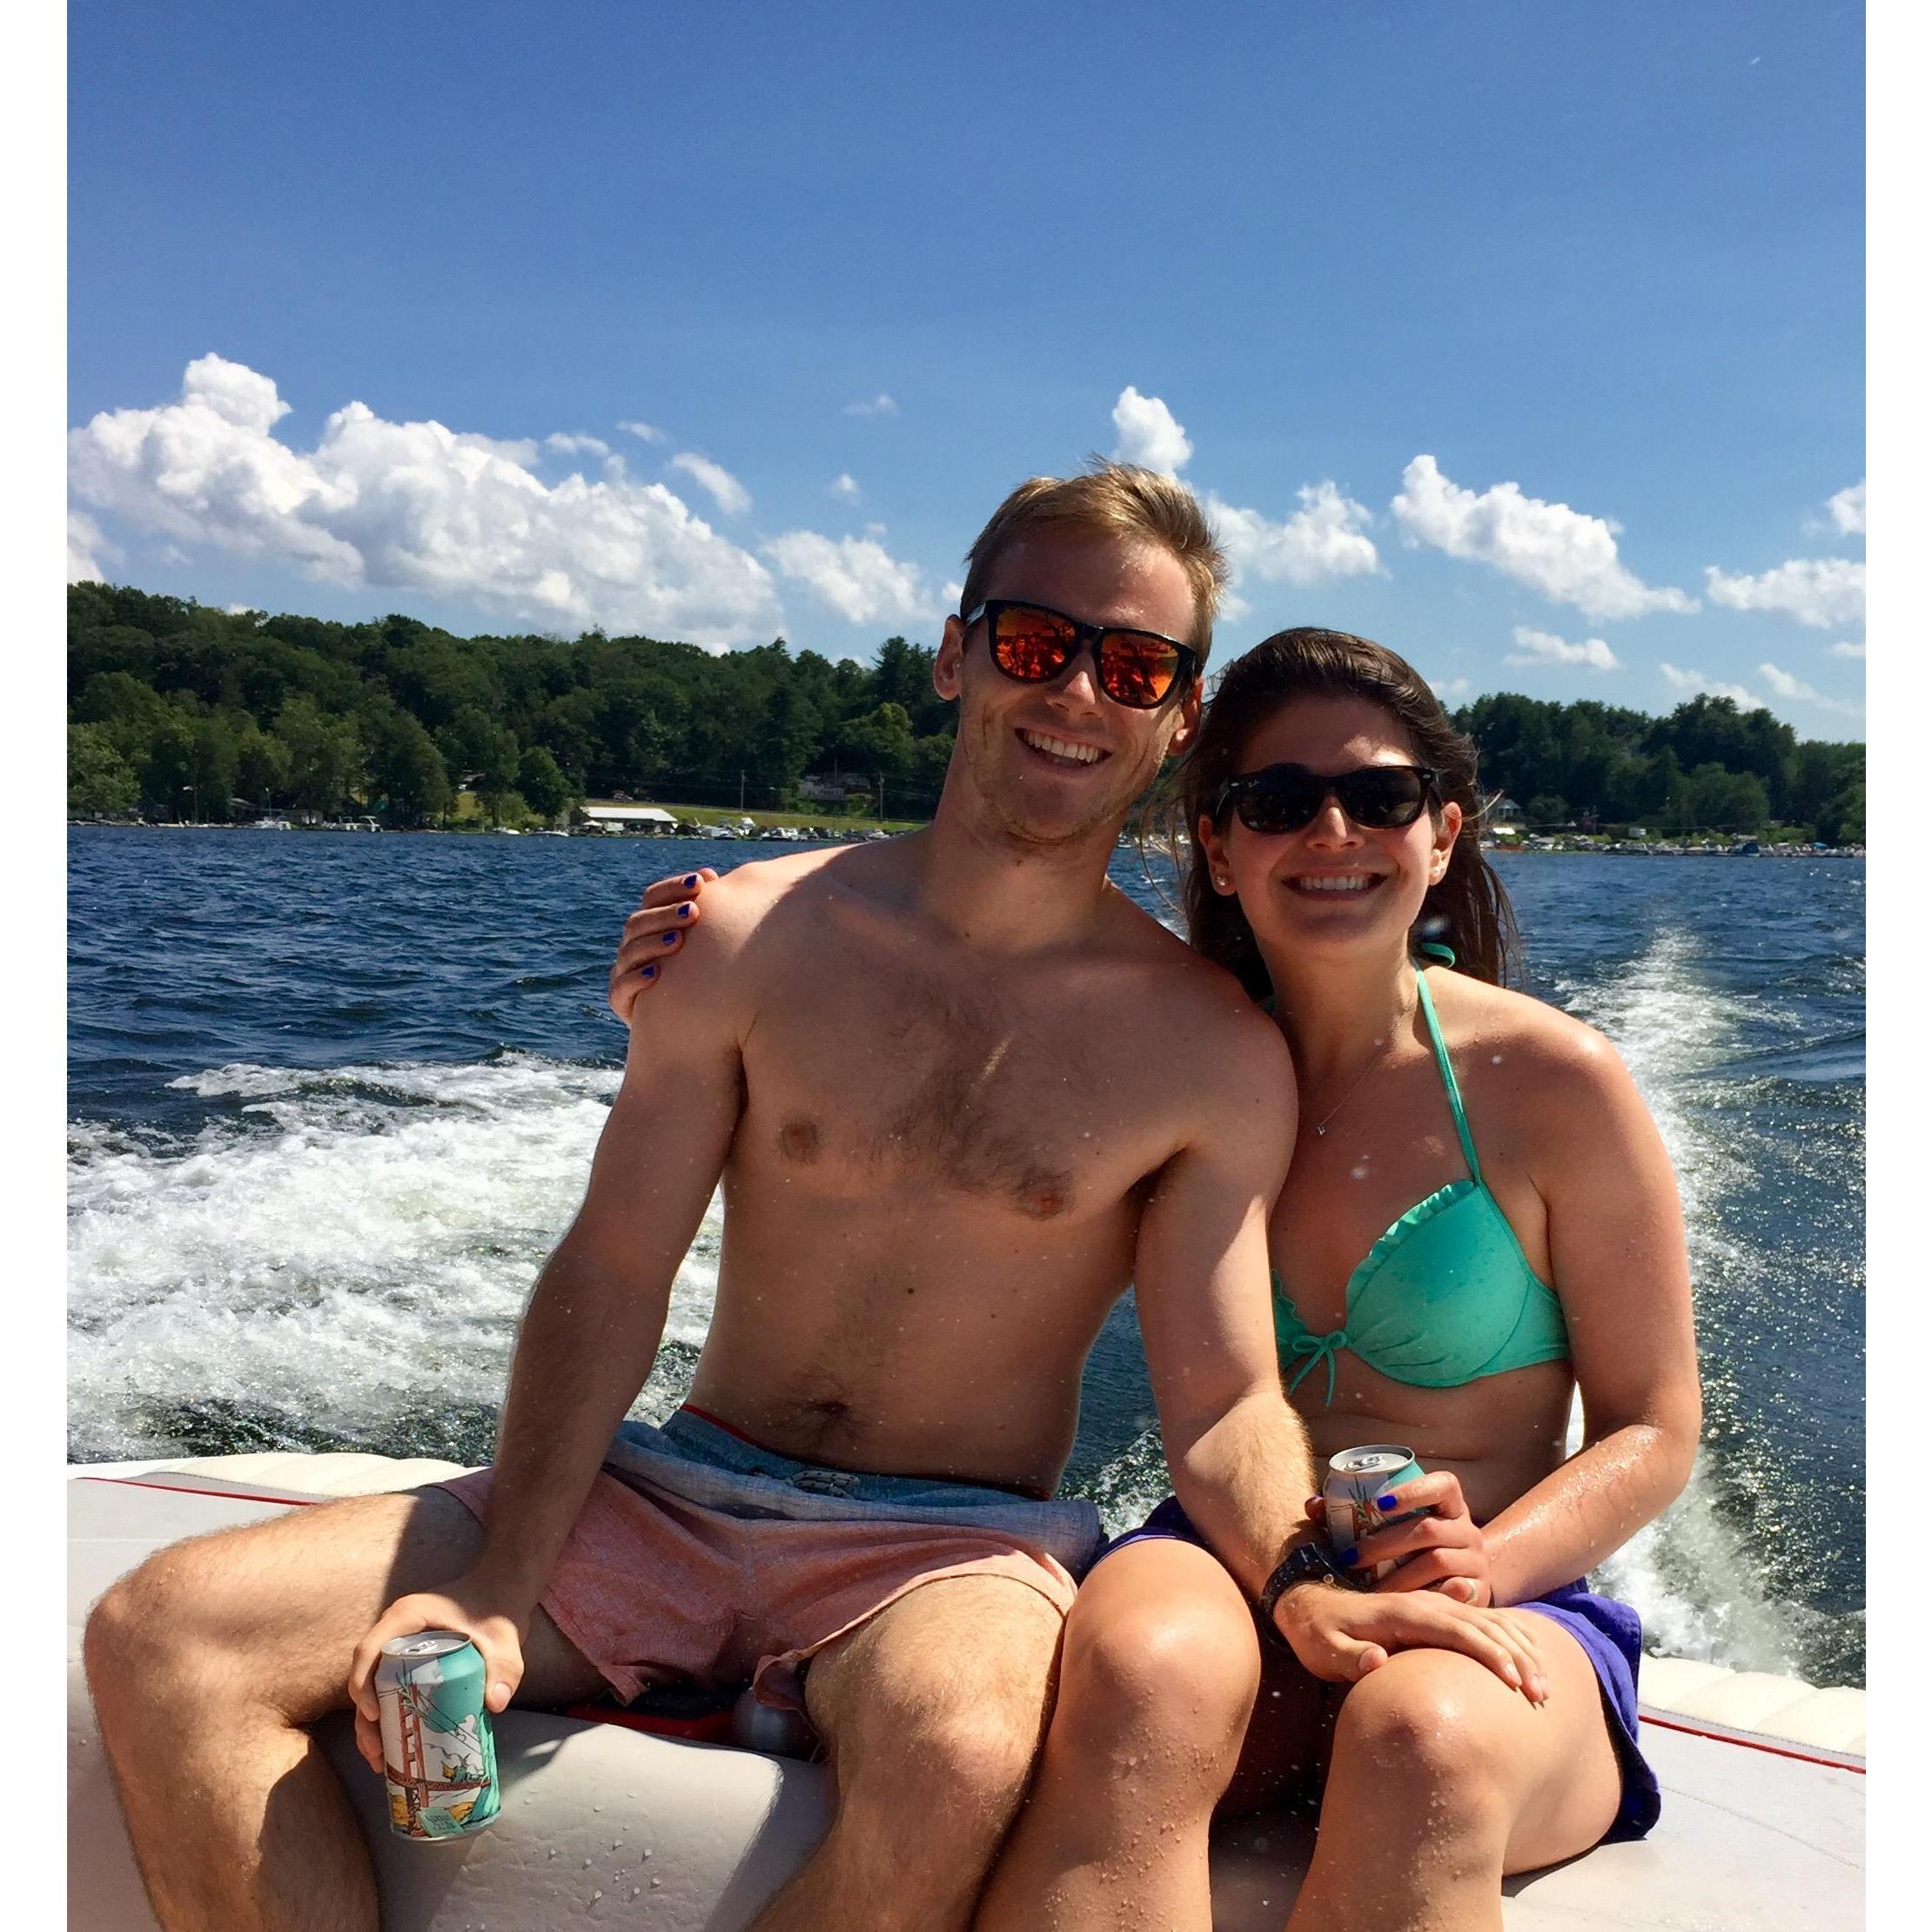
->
xmin=68 ymin=1456 xmax=1864 ymax=1929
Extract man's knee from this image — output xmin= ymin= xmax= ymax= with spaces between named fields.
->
xmin=822 ymin=1585 xmax=1063 ymax=1816
xmin=84 ymin=1538 xmax=232 ymax=1705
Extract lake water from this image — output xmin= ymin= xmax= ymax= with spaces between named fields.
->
xmin=67 ymin=828 xmax=1865 ymax=1687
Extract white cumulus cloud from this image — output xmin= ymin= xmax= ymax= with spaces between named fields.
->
xmin=1830 ymin=640 xmax=1866 ymax=660
xmin=1110 ymin=386 xmax=1192 ymax=477
xmin=68 ymin=354 xmax=782 ymax=644
xmin=1824 ymin=480 xmax=1865 ymax=535
xmin=1703 ymin=557 xmax=1864 ymax=629
xmin=67 ymin=509 xmax=117 ymax=581
xmin=545 ymin=433 xmax=612 ymax=459
xmin=618 ymin=419 xmax=666 ymax=444
xmin=1660 ymin=663 xmax=1765 ymax=709
xmin=763 ymin=532 xmax=935 ymax=626
xmin=1429 ymin=674 xmax=1471 ymax=701
xmin=1758 ymin=662 xmax=1863 ymax=717
xmin=1206 ymin=482 xmax=1379 ymax=586
xmin=829 ymin=473 xmax=862 ymax=501
xmin=1392 ymin=455 xmax=1696 ymax=620
xmin=842 ymin=392 xmax=899 ymax=419
xmin=667 ymin=452 xmax=751 ymax=517
xmin=1505 ymin=626 xmax=1620 ymax=672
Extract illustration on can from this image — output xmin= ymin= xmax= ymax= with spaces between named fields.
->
xmin=375 ymin=1632 xmax=500 ymax=1841
xmin=1323 ymin=1445 xmax=1427 ymax=1579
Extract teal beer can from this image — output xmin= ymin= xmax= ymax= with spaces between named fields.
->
xmin=1323 ymin=1445 xmax=1427 ymax=1579
xmin=374 ymin=1633 xmax=501 ymax=1840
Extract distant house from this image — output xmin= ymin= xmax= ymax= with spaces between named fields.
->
xmin=582 ymin=805 xmax=677 ymax=834
xmin=1493 ymin=796 xmax=1525 ymax=821
xmin=798 ymin=774 xmax=864 ymax=803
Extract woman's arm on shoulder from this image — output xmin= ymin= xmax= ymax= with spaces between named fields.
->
xmin=1482 ymin=1011 xmax=1702 ymax=1604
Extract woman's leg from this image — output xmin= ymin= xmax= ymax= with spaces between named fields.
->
xmin=974 ymin=1537 xmax=1297 ymax=1932
xmin=1286 ymin=1610 xmax=1625 ymax=1932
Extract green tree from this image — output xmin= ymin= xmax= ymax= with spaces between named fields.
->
xmin=439 ymin=705 xmax=520 ymax=819
xmin=276 ymin=695 xmax=365 ymax=816
xmin=834 ymin=702 xmax=916 ymax=784
xmin=1686 ymin=763 xmax=1770 ymax=834
xmin=1524 ymin=793 xmax=1570 ymax=828
xmin=232 ymin=719 xmax=292 ymax=810
xmin=368 ymin=709 xmax=452 ymax=826
xmin=68 ymin=724 xmax=138 ymax=817
xmin=516 ymin=745 xmax=574 ymax=822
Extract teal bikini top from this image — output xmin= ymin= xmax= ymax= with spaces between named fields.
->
xmin=1274 ymin=968 xmax=1569 ymax=1405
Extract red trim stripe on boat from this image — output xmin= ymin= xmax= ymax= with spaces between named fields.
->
xmin=1637 ymin=1710 xmax=1864 ymax=1774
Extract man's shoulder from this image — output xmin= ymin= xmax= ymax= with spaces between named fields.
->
xmin=1103 ymin=907 xmax=1292 ymax=1101
xmin=687 ymin=848 xmax=855 ymax=942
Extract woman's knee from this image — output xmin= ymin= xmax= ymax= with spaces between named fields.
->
xmin=1330 ymin=1651 xmax=1513 ymax=1823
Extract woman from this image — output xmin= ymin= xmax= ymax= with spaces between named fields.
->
xmin=607 ymin=628 xmax=1700 ymax=1932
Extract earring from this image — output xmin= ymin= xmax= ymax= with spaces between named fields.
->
xmin=1215 ymin=875 xmax=1230 ymax=889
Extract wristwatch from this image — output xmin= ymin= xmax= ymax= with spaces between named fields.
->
xmin=1257 ymin=1540 xmax=1361 ymax=1628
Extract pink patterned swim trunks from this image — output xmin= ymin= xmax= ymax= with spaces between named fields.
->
xmin=439 ymin=1405 xmax=1104 ymax=1714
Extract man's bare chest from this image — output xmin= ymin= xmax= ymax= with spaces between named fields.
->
xmin=736 ymin=944 xmax=1172 ymax=1221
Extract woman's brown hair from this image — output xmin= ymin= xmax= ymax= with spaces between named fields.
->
xmin=1149 ymin=627 xmax=1521 ymax=996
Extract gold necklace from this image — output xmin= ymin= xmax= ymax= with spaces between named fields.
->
xmin=1307 ymin=989 xmax=1417 ymax=1138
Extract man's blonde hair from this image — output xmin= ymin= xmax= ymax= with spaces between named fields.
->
xmin=958 ymin=461 xmax=1228 ymax=663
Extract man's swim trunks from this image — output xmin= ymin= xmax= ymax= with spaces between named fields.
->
xmin=1099 ymin=1495 xmax=1661 ymax=1843
xmin=439 ymin=1405 xmax=1104 ymax=1714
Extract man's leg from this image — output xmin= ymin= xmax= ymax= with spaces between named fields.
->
xmin=83 ymin=1486 xmax=607 ymax=1932
xmin=747 ymin=1573 xmax=1067 ymax=1932
xmin=1285 ymin=1615 xmax=1625 ymax=1932
xmin=973 ymin=1540 xmax=1291 ymax=1932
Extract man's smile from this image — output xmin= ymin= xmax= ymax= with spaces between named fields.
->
xmin=1016 ymin=728 xmax=1110 ymax=769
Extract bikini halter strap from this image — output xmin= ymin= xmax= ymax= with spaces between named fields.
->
xmin=1414 ymin=969 xmax=1483 ymax=1182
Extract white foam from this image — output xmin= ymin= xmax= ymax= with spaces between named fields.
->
xmin=68 ymin=1054 xmax=720 ymax=1460
xmin=1556 ymin=933 xmax=1812 ymax=1676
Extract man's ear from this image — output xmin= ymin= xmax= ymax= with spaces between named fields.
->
xmin=1164 ymin=676 xmax=1204 ymax=756
xmin=934 ymin=616 xmax=966 ymax=700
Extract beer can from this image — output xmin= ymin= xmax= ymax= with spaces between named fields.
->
xmin=374 ymin=1632 xmax=500 ymax=1841
xmin=1323 ymin=1445 xmax=1427 ymax=1580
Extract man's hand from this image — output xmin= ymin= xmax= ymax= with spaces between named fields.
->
xmin=607 ymin=867 xmax=717 ymax=1023
xmin=1270 ymin=1580 xmax=1549 ymax=1702
xmin=345 ymin=1578 xmax=532 ymax=1776
xmin=1308 ymin=1471 xmax=1495 ymax=1605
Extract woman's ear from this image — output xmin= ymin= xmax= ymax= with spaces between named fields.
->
xmin=1197 ymin=814 xmax=1236 ymax=894
xmin=1430 ymin=800 xmax=1464 ymax=883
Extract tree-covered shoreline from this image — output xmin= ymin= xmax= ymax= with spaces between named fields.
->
xmin=66 ymin=583 xmax=1863 ymax=843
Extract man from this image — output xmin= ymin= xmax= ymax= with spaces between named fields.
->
xmin=85 ymin=465 xmax=1528 ymax=1932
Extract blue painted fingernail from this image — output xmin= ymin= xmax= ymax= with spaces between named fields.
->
xmin=641 ymin=964 xmax=656 ymax=980
xmin=683 ymin=874 xmax=698 ymax=888
xmin=1338 ymin=1546 xmax=1358 ymax=1566
xmin=1377 ymin=1493 xmax=1399 ymax=1510
xmin=661 ymin=931 xmax=677 ymax=945
xmin=678 ymin=903 xmax=691 ymax=917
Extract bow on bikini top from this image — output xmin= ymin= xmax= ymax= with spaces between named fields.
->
xmin=1274 ymin=967 xmax=1569 ymax=1405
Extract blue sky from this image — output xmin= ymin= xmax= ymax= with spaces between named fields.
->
xmin=65 ymin=0 xmax=1865 ymax=735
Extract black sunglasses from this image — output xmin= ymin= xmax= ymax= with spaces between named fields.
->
xmin=961 ymin=600 xmax=1200 ymax=710
xmin=1212 ymin=761 xmax=1441 ymax=835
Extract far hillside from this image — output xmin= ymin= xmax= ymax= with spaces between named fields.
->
xmin=65 ymin=584 xmax=1863 ymax=843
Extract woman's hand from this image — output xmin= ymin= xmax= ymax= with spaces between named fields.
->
xmin=1305 ymin=1472 xmax=1495 ymax=1606
xmin=1269 ymin=1578 xmax=1547 ymax=1701
xmin=607 ymin=867 xmax=716 ymax=1023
